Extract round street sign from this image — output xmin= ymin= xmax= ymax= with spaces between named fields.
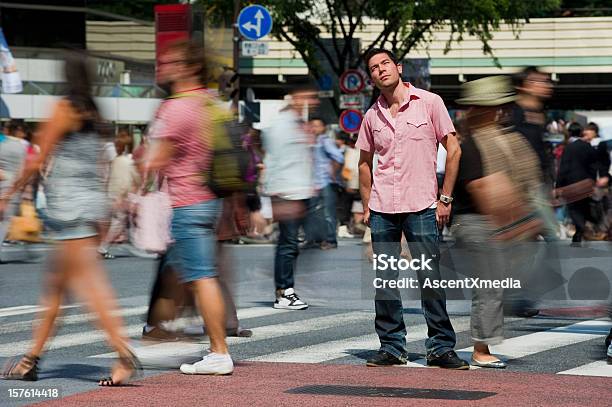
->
xmin=238 ymin=5 xmax=273 ymax=41
xmin=339 ymin=69 xmax=365 ymax=94
xmin=339 ymin=109 xmax=363 ymax=133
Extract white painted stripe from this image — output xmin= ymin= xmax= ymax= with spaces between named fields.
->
xmin=237 ymin=306 xmax=291 ymax=319
xmin=249 ymin=316 xmax=472 ymax=364
xmin=557 ymin=361 xmax=612 ymax=377
xmin=0 ymin=305 xmax=80 ymax=318
xmin=0 ymin=296 xmax=149 ymax=319
xmin=90 ymin=311 xmax=374 ymax=360
xmin=0 ymin=306 xmax=149 ymax=335
xmin=411 ymin=319 xmax=611 ymax=369
xmin=0 ymin=324 xmax=144 ymax=357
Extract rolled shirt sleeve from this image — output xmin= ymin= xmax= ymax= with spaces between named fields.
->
xmin=430 ymin=94 xmax=456 ymax=143
xmin=355 ymin=113 xmax=374 ymax=152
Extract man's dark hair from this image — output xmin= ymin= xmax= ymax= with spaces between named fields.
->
xmin=8 ymin=119 xmax=27 ymax=134
xmin=512 ymin=66 xmax=543 ymax=89
xmin=290 ymin=81 xmax=317 ymax=94
xmin=586 ymin=122 xmax=599 ymax=136
xmin=309 ymin=116 xmax=326 ymax=125
xmin=164 ymin=39 xmax=207 ymax=83
xmin=568 ymin=122 xmax=583 ymax=139
xmin=363 ymin=48 xmax=399 ymax=70
xmin=585 ymin=122 xmax=599 ymax=135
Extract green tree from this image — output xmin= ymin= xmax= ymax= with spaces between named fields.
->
xmin=265 ymin=0 xmax=560 ymax=77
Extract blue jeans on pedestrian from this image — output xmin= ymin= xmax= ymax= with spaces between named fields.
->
xmin=321 ymin=184 xmax=338 ymax=244
xmin=304 ymin=184 xmax=337 ymax=244
xmin=274 ymin=199 xmax=308 ymax=290
xmin=169 ymin=199 xmax=220 ymax=283
xmin=370 ymin=208 xmax=457 ymax=360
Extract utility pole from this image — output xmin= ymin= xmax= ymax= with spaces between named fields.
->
xmin=232 ymin=0 xmax=240 ymax=111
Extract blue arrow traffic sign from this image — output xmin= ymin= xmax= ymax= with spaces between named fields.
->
xmin=238 ymin=5 xmax=273 ymax=41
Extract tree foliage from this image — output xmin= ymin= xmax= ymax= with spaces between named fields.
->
xmin=261 ymin=0 xmax=560 ymax=80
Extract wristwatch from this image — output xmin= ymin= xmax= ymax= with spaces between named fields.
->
xmin=439 ymin=194 xmax=454 ymax=204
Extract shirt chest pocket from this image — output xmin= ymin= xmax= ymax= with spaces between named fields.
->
xmin=404 ymin=119 xmax=432 ymax=141
xmin=372 ymin=123 xmax=394 ymax=152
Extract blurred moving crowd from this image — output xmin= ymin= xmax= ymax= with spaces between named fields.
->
xmin=1 ymin=39 xmax=611 ymax=384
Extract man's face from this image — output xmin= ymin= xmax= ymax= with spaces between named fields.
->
xmin=309 ymin=119 xmax=326 ymax=136
xmin=521 ymin=72 xmax=553 ymax=100
xmin=367 ymin=53 xmax=402 ymax=90
xmin=157 ymin=49 xmax=193 ymax=85
xmin=583 ymin=129 xmax=596 ymax=142
xmin=290 ymin=90 xmax=319 ymax=113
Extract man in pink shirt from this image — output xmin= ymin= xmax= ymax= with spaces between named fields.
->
xmin=357 ymin=48 xmax=467 ymax=369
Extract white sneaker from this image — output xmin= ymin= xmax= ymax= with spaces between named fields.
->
xmin=180 ymin=351 xmax=234 ymax=375
xmin=273 ymin=288 xmax=308 ymax=310
xmin=337 ymin=225 xmax=354 ymax=238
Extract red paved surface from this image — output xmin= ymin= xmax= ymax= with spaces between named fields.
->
xmin=539 ymin=305 xmax=608 ymax=318
xmin=32 ymin=362 xmax=612 ymax=407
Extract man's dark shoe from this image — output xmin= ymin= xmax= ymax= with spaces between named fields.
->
xmin=142 ymin=326 xmax=180 ymax=342
xmin=320 ymin=241 xmax=338 ymax=250
xmin=605 ymin=328 xmax=612 ymax=348
xmin=427 ymin=351 xmax=470 ymax=370
xmin=514 ymin=308 xmax=540 ymax=318
xmin=366 ymin=351 xmax=406 ymax=367
xmin=299 ymin=241 xmax=319 ymax=250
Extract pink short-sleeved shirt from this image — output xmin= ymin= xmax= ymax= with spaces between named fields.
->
xmin=356 ymin=83 xmax=455 ymax=214
xmin=150 ymin=90 xmax=216 ymax=208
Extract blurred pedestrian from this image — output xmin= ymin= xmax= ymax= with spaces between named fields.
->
xmin=1 ymin=50 xmax=139 ymax=386
xmin=261 ymin=85 xmax=318 ymax=310
xmin=303 ymin=117 xmax=344 ymax=250
xmin=0 ymin=119 xmax=27 ymax=256
xmin=98 ymin=127 xmax=140 ymax=258
xmin=358 ymin=48 xmax=467 ymax=369
xmin=144 ymin=39 xmax=233 ymax=375
xmin=558 ymin=123 xmax=609 ymax=246
xmin=453 ymin=75 xmax=542 ymax=368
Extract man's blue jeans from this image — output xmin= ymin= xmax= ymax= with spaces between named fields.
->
xmin=274 ymin=199 xmax=308 ymax=290
xmin=304 ymin=184 xmax=338 ymax=244
xmin=370 ymin=208 xmax=457 ymax=360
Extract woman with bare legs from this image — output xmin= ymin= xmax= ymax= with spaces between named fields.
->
xmin=1 ymin=51 xmax=139 ymax=386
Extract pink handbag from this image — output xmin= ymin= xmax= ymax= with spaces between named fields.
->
xmin=129 ymin=178 xmax=173 ymax=253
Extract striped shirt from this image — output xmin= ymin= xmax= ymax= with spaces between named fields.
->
xmin=150 ymin=89 xmax=215 ymax=207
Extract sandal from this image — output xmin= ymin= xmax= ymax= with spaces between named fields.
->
xmin=98 ymin=349 xmax=142 ymax=387
xmin=99 ymin=250 xmax=115 ymax=260
xmin=2 ymin=354 xmax=39 ymax=381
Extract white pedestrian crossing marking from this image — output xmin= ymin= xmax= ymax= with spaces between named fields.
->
xmin=249 ymin=316 xmax=472 ymax=364
xmin=557 ymin=360 xmax=612 ymax=377
xmin=90 ymin=311 xmax=374 ymax=361
xmin=2 ymin=301 xmax=610 ymax=378
xmin=412 ymin=319 xmax=611 ymax=371
xmin=1 ymin=306 xmax=149 ymax=335
xmin=0 ymin=304 xmax=79 ymax=318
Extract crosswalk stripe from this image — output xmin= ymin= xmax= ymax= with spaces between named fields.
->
xmin=0 ymin=304 xmax=299 ymax=357
xmin=248 ymin=316 xmax=472 ymax=363
xmin=557 ymin=361 xmax=612 ymax=377
xmin=0 ymin=304 xmax=79 ymax=318
xmin=409 ymin=319 xmax=611 ymax=370
xmin=0 ymin=324 xmax=144 ymax=357
xmin=90 ymin=311 xmax=374 ymax=360
xmin=0 ymin=306 xmax=149 ymax=335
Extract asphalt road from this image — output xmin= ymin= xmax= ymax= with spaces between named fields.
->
xmin=0 ymin=240 xmax=611 ymax=406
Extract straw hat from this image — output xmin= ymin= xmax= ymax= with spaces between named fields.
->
xmin=456 ymin=75 xmax=516 ymax=106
